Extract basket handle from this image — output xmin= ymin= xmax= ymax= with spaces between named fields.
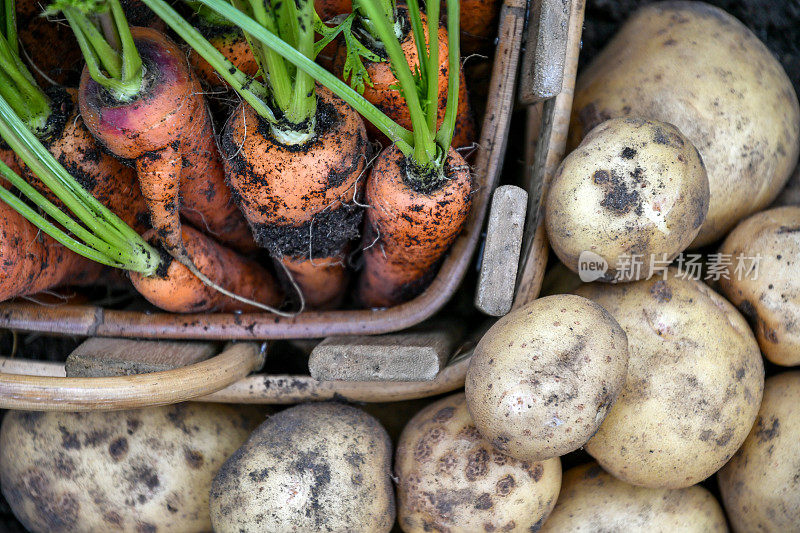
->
xmin=0 ymin=342 xmax=264 ymax=411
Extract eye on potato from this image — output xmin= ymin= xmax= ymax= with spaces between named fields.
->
xmin=718 ymin=372 xmax=800 ymax=533
xmin=210 ymin=402 xmax=395 ymax=533
xmin=570 ymin=1 xmax=800 ymax=247
xmin=718 ymin=206 xmax=800 ymax=366
xmin=575 ymin=270 xmax=764 ymax=488
xmin=0 ymin=403 xmax=261 ymax=533
xmin=465 ymin=294 xmax=629 ymax=461
xmin=395 ymin=393 xmax=561 ymax=533
xmin=546 ymin=117 xmax=709 ymax=282
xmin=539 ymin=462 xmax=728 ymax=532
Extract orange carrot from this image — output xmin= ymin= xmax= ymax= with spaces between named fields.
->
xmin=0 ymin=200 xmax=103 ymax=302
xmin=188 ymin=26 xmax=259 ymax=89
xmin=221 ymin=86 xmax=368 ymax=309
xmin=357 ymin=145 xmax=472 ymax=307
xmin=17 ymin=89 xmax=149 ymax=233
xmin=334 ymin=7 xmax=476 ymax=149
xmin=130 ymin=225 xmax=283 ymax=312
xmin=77 ymin=27 xmax=255 ymax=255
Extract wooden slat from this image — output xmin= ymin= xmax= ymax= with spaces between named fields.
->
xmin=475 ymin=185 xmax=528 ymax=316
xmin=66 ymin=338 xmax=220 ymax=377
xmin=519 ymin=0 xmax=573 ymax=104
xmin=308 ymin=321 xmax=463 ymax=382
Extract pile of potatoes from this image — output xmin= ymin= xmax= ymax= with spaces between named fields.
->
xmin=1 ymin=1 xmax=800 ymax=531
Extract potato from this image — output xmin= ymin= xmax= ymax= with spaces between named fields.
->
xmin=718 ymin=206 xmax=800 ymax=366
xmin=0 ymin=403 xmax=260 ymax=532
xmin=546 ymin=117 xmax=709 ymax=281
xmin=395 ymin=393 xmax=561 ymax=532
xmin=571 ymin=1 xmax=800 ymax=247
xmin=210 ymin=402 xmax=394 ymax=533
xmin=540 ymin=462 xmax=728 ymax=532
xmin=465 ymin=294 xmax=629 ymax=461
xmin=718 ymin=372 xmax=800 ymax=532
xmin=575 ymin=270 xmax=764 ymax=488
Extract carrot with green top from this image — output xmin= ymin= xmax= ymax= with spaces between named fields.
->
xmin=0 ymin=93 xmax=286 ymax=313
xmin=330 ymin=0 xmax=476 ymax=149
xmin=145 ymin=0 xmax=369 ymax=309
xmin=178 ymin=0 xmax=473 ymax=308
xmin=47 ymin=0 xmax=256 ymax=257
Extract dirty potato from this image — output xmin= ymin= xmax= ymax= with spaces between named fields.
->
xmin=575 ymin=270 xmax=764 ymax=488
xmin=540 ymin=462 xmax=728 ymax=532
xmin=465 ymin=294 xmax=629 ymax=461
xmin=571 ymin=2 xmax=800 ymax=247
xmin=546 ymin=117 xmax=709 ymax=282
xmin=210 ymin=402 xmax=394 ymax=533
xmin=396 ymin=393 xmax=561 ymax=532
xmin=0 ymin=403 xmax=261 ymax=533
xmin=718 ymin=372 xmax=800 ymax=533
xmin=718 ymin=206 xmax=800 ymax=366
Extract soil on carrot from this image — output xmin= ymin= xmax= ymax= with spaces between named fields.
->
xmin=254 ymin=204 xmax=364 ymax=259
xmin=39 ymin=88 xmax=72 ymax=145
xmin=222 ymin=98 xmax=367 ymax=258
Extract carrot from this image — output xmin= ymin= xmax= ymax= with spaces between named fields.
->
xmin=328 ymin=0 xmax=474 ymax=306
xmin=17 ymin=89 xmax=149 ymax=233
xmin=160 ymin=0 xmax=473 ymax=309
xmin=220 ymin=86 xmax=367 ymax=308
xmin=130 ymin=225 xmax=283 ymax=313
xmin=183 ymin=2 xmax=258 ymax=89
xmin=333 ymin=5 xmax=476 ymax=149
xmin=357 ymin=145 xmax=472 ymax=307
xmin=0 ymin=90 xmax=286 ymax=314
xmin=188 ymin=26 xmax=258 ymax=89
xmin=0 ymin=200 xmax=103 ymax=301
xmin=63 ymin=20 xmax=255 ymax=254
xmin=0 ymin=2 xmax=148 ymax=231
xmin=148 ymin=0 xmax=369 ymax=309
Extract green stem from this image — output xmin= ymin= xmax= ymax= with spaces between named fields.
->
xmin=183 ymin=0 xmax=235 ymax=27
xmin=240 ymin=0 xmax=293 ymax=113
xmin=0 ymin=34 xmax=51 ymax=133
xmin=142 ymin=0 xmax=275 ymax=121
xmin=435 ymin=0 xmax=460 ymax=155
xmin=0 ymin=161 xmax=131 ymax=267
xmin=160 ymin=0 xmax=416 ymax=153
xmin=0 ymin=94 xmax=160 ymax=274
xmin=57 ymin=0 xmax=143 ymax=102
xmin=109 ymin=0 xmax=142 ymax=90
xmin=286 ymin=0 xmax=316 ymax=126
xmin=358 ymin=0 xmax=435 ymax=166
xmin=354 ymin=0 xmax=400 ymax=43
xmin=3 ymin=0 xmax=16 ymax=56
xmin=424 ymin=0 xmax=440 ymax=133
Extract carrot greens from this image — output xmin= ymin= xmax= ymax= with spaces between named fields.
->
xmin=185 ymin=0 xmax=461 ymax=180
xmin=47 ymin=0 xmax=143 ymax=101
xmin=0 ymin=96 xmax=161 ymax=273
